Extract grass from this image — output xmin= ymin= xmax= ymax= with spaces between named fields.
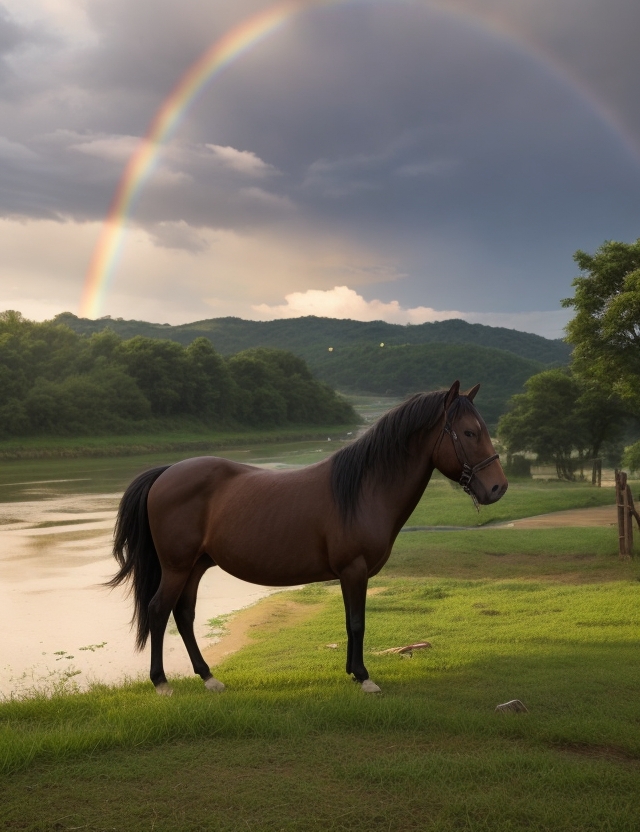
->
xmin=1 ymin=571 xmax=639 ymax=830
xmin=0 ymin=423 xmax=357 ymax=460
xmin=406 ymin=474 xmax=620 ymax=527
xmin=389 ymin=527 xmax=631 ymax=580
xmin=2 ymin=479 xmax=639 ymax=830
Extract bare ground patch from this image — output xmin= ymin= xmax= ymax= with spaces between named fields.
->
xmin=202 ymin=595 xmax=325 ymax=666
xmin=506 ymin=505 xmax=617 ymax=529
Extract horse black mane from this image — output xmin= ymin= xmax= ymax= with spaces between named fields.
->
xmin=331 ymin=390 xmax=451 ymax=522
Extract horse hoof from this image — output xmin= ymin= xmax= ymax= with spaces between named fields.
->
xmin=204 ymin=676 xmax=225 ymax=692
xmin=361 ymin=679 xmax=382 ymax=693
xmin=155 ymin=683 xmax=173 ymax=697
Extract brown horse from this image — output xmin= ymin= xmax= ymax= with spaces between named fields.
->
xmin=109 ymin=380 xmax=507 ymax=695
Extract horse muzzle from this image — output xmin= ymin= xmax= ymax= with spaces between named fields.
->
xmin=461 ymin=458 xmax=508 ymax=506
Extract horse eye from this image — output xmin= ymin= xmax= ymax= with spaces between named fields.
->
xmin=464 ymin=430 xmax=475 ymax=438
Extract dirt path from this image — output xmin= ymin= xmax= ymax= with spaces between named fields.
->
xmin=505 ymin=504 xmax=617 ymax=529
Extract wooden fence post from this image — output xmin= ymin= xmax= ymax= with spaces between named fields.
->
xmin=616 ymin=470 xmax=629 ymax=558
xmin=615 ymin=470 xmax=639 ymax=558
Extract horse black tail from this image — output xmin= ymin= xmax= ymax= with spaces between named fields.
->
xmin=107 ymin=465 xmax=171 ymax=651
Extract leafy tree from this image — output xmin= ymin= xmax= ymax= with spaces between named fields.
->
xmin=498 ymin=370 xmax=582 ymax=480
xmin=498 ymin=369 xmax=624 ymax=480
xmin=562 ymin=239 xmax=640 ymax=407
xmin=227 ymin=351 xmax=290 ymax=426
xmin=0 ymin=314 xmax=356 ymax=438
xmin=115 ymin=336 xmax=189 ymax=417
xmin=184 ymin=338 xmax=235 ymax=423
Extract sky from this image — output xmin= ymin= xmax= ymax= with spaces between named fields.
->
xmin=1 ymin=0 xmax=640 ymax=339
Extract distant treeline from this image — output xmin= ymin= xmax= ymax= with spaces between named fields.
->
xmin=0 ymin=312 xmax=356 ymax=439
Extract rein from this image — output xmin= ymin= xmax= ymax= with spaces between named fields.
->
xmin=439 ymin=411 xmax=499 ymax=511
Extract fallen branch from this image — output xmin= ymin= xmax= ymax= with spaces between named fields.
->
xmin=495 ymin=699 xmax=528 ymax=714
xmin=374 ymin=642 xmax=432 ymax=655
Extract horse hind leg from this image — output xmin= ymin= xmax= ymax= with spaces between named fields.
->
xmin=173 ymin=554 xmax=225 ymax=693
xmin=148 ymin=569 xmax=192 ymax=696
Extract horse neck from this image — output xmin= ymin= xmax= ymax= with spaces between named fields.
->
xmin=372 ymin=423 xmax=441 ymax=533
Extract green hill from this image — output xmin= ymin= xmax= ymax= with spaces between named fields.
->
xmin=0 ymin=313 xmax=355 ymax=439
xmin=312 ymin=342 xmax=544 ymax=428
xmin=55 ymin=313 xmax=571 ymax=365
xmin=53 ymin=313 xmax=569 ymax=427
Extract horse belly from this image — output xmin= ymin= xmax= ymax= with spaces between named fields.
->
xmin=206 ymin=498 xmax=334 ymax=587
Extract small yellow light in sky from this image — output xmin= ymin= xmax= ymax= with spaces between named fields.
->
xmin=328 ymin=347 xmax=333 ymax=352
xmin=380 ymin=342 xmax=384 ymax=347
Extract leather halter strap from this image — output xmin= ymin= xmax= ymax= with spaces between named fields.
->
xmin=440 ymin=413 xmax=500 ymax=510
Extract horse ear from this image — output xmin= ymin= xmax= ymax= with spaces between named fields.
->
xmin=444 ymin=380 xmax=460 ymax=410
xmin=466 ymin=383 xmax=480 ymax=402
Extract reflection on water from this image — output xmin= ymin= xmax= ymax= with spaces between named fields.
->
xmin=0 ymin=440 xmax=348 ymax=698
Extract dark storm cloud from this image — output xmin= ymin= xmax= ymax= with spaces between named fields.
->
xmin=1 ymin=0 xmax=639 ymax=319
xmin=0 ymin=5 xmax=39 ymax=86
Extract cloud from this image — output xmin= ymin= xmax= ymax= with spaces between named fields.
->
xmin=395 ymin=159 xmax=457 ymax=177
xmin=68 ymin=133 xmax=140 ymax=163
xmin=206 ymin=144 xmax=277 ymax=177
xmin=148 ymin=220 xmax=209 ymax=252
xmin=252 ymin=286 xmax=571 ymax=338
xmin=251 ymin=286 xmax=448 ymax=323
xmin=0 ymin=136 xmax=39 ymax=160
xmin=0 ymin=0 xmax=638 ymax=331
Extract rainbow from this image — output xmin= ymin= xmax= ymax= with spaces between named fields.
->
xmin=79 ymin=0 xmax=640 ymax=319
xmin=80 ymin=0 xmax=314 ymax=318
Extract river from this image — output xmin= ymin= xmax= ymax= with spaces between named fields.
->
xmin=0 ymin=438 xmax=355 ymax=698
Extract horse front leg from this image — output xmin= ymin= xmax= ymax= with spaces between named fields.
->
xmin=339 ymin=556 xmax=381 ymax=693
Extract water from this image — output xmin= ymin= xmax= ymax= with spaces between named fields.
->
xmin=0 ymin=440 xmax=349 ymax=698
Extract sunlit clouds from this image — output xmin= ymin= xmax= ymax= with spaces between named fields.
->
xmin=252 ymin=285 xmax=572 ymax=338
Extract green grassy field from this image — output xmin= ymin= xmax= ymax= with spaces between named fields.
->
xmin=407 ymin=474 xmax=618 ymax=527
xmin=0 ymin=423 xmax=357 ymax=460
xmin=1 ymin=481 xmax=639 ymax=831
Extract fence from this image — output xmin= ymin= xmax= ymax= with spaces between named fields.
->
xmin=615 ymin=470 xmax=639 ymax=558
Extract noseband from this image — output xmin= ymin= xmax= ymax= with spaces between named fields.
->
xmin=439 ymin=411 xmax=499 ymax=510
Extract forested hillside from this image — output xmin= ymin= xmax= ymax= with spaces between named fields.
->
xmin=312 ymin=342 xmax=543 ymax=427
xmin=0 ymin=312 xmax=355 ymax=439
xmin=54 ymin=312 xmax=565 ymax=428
xmin=56 ymin=313 xmax=571 ymax=366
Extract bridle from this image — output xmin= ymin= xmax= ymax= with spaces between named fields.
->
xmin=437 ymin=406 xmax=500 ymax=511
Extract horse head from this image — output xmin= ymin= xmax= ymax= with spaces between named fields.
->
xmin=434 ymin=380 xmax=508 ymax=506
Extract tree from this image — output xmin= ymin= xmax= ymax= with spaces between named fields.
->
xmin=498 ymin=369 xmax=624 ymax=480
xmin=562 ymin=239 xmax=640 ymax=407
xmin=498 ymin=370 xmax=582 ymax=480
